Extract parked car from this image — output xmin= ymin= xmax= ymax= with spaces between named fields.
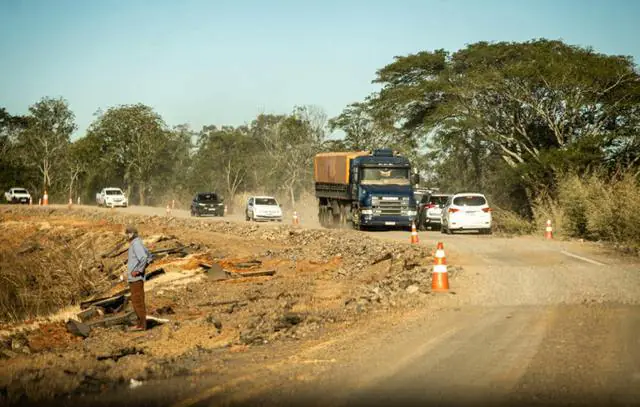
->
xmin=190 ymin=192 xmax=224 ymax=217
xmin=245 ymin=196 xmax=283 ymax=222
xmin=95 ymin=188 xmax=128 ymax=208
xmin=417 ymin=193 xmax=452 ymax=231
xmin=4 ymin=187 xmax=31 ymax=204
xmin=441 ymin=192 xmax=492 ymax=234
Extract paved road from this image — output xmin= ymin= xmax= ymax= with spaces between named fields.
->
xmin=56 ymin=205 xmax=640 ymax=406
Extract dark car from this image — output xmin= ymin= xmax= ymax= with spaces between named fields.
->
xmin=417 ymin=193 xmax=451 ymax=231
xmin=190 ymin=192 xmax=224 ymax=217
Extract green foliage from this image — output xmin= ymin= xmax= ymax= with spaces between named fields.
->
xmin=333 ymin=39 xmax=640 ymax=217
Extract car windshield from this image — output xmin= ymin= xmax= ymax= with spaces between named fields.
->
xmin=453 ymin=196 xmax=487 ymax=206
xmin=197 ymin=193 xmax=219 ymax=202
xmin=105 ymin=190 xmax=123 ymax=195
xmin=430 ymin=196 xmax=450 ymax=206
xmin=13 ymin=189 xmax=28 ymax=194
xmin=255 ymin=198 xmax=277 ymax=206
xmin=360 ymin=168 xmax=410 ymax=185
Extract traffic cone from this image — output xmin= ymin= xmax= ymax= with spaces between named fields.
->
xmin=42 ymin=191 xmax=49 ymax=206
xmin=224 ymin=205 xmax=228 ymax=216
xmin=172 ymin=199 xmax=175 ymax=210
xmin=166 ymin=204 xmax=171 ymax=217
xmin=68 ymin=198 xmax=73 ymax=209
xmin=431 ymin=242 xmax=449 ymax=293
xmin=29 ymin=196 xmax=32 ymax=206
xmin=410 ymin=220 xmax=419 ymax=244
xmin=292 ymin=211 xmax=299 ymax=225
xmin=545 ymin=219 xmax=553 ymax=240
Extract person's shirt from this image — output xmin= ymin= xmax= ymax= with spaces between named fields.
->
xmin=127 ymin=237 xmax=149 ymax=282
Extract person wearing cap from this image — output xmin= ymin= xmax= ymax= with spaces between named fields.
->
xmin=125 ymin=225 xmax=152 ymax=331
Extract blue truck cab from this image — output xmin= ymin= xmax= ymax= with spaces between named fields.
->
xmin=314 ymin=148 xmax=418 ymax=230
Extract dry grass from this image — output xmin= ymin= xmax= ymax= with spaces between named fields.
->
xmin=0 ymin=240 xmax=110 ymax=323
xmin=491 ymin=207 xmax=536 ymax=235
xmin=534 ymin=171 xmax=640 ymax=251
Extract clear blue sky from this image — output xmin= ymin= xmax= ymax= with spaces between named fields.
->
xmin=1 ymin=0 xmax=639 ymax=139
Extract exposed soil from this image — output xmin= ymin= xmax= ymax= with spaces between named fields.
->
xmin=0 ymin=206 xmax=445 ymax=405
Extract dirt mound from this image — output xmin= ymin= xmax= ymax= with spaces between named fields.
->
xmin=0 ymin=206 xmax=447 ymax=405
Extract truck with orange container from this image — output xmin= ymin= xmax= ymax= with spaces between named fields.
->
xmin=313 ymin=148 xmax=419 ymax=230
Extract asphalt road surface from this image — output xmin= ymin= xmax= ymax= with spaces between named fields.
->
xmin=59 ymin=205 xmax=640 ymax=407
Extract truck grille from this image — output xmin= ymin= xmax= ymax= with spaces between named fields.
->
xmin=372 ymin=196 xmax=411 ymax=216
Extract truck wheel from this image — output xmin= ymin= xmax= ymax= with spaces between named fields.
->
xmin=245 ymin=212 xmax=250 ymax=221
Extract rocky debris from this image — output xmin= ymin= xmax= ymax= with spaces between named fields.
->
xmin=0 ymin=206 xmax=457 ymax=405
xmin=66 ymin=320 xmax=92 ymax=338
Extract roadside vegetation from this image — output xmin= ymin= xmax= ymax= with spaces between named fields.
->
xmin=1 ymin=38 xmax=638 ymax=248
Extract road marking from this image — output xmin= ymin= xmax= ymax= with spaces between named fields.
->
xmin=560 ymin=250 xmax=606 ymax=266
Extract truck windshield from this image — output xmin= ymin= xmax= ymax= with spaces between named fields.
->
xmin=360 ymin=168 xmax=410 ymax=185
xmin=13 ymin=189 xmax=28 ymax=194
xmin=105 ymin=190 xmax=123 ymax=195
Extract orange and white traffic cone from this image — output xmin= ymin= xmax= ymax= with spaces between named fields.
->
xmin=68 ymin=198 xmax=73 ymax=209
xmin=166 ymin=204 xmax=171 ymax=217
xmin=224 ymin=205 xmax=228 ymax=216
xmin=29 ymin=196 xmax=32 ymax=206
xmin=545 ymin=219 xmax=553 ymax=240
xmin=431 ymin=242 xmax=449 ymax=293
xmin=410 ymin=220 xmax=419 ymax=244
xmin=292 ymin=211 xmax=299 ymax=225
xmin=172 ymin=199 xmax=175 ymax=210
xmin=42 ymin=191 xmax=49 ymax=206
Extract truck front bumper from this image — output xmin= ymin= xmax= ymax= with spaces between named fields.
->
xmin=359 ymin=214 xmax=416 ymax=228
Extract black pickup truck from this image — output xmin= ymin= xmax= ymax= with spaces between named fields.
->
xmin=190 ymin=192 xmax=225 ymax=217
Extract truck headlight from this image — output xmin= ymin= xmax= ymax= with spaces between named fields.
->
xmin=407 ymin=210 xmax=417 ymax=216
xmin=361 ymin=209 xmax=373 ymax=215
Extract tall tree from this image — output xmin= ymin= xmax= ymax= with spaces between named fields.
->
xmin=18 ymin=97 xmax=76 ymax=197
xmin=86 ymin=104 xmax=168 ymax=205
xmin=345 ymin=39 xmax=640 ymax=212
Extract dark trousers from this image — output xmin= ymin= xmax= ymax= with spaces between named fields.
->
xmin=129 ymin=280 xmax=147 ymax=329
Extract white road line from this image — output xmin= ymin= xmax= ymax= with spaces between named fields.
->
xmin=560 ymin=250 xmax=606 ymax=266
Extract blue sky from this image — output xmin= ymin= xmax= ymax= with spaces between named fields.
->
xmin=1 ymin=0 xmax=639 ymax=139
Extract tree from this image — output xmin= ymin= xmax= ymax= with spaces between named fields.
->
xmin=18 ymin=97 xmax=76 ymax=197
xmin=86 ymin=104 xmax=168 ymax=205
xmin=0 ymin=108 xmax=31 ymax=191
xmin=191 ymin=125 xmax=255 ymax=212
xmin=346 ymin=39 xmax=640 ymax=213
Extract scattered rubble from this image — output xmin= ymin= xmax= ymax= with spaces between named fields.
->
xmin=0 ymin=206 xmax=454 ymax=406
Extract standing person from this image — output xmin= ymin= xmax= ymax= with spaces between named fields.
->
xmin=125 ymin=225 xmax=152 ymax=331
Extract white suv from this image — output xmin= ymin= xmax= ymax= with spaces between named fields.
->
xmin=441 ymin=193 xmax=492 ymax=234
xmin=245 ymin=196 xmax=283 ymax=222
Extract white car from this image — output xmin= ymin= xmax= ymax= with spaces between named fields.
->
xmin=4 ymin=187 xmax=31 ymax=204
xmin=441 ymin=193 xmax=492 ymax=234
xmin=245 ymin=196 xmax=283 ymax=222
xmin=96 ymin=188 xmax=128 ymax=208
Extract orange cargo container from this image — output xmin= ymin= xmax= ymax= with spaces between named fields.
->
xmin=314 ymin=152 xmax=369 ymax=185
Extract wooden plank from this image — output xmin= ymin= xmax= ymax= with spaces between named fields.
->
xmin=233 ymin=269 xmax=276 ymax=278
xmin=88 ymin=311 xmax=137 ymax=328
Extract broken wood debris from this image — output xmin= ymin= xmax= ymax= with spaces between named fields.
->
xmin=80 ymin=288 xmax=130 ymax=310
xmin=87 ymin=311 xmax=137 ymax=329
xmin=101 ymin=240 xmax=127 ymax=259
xmin=233 ymin=260 xmax=262 ymax=269
xmin=230 ymin=269 xmax=276 ymax=278
xmin=197 ymin=300 xmax=247 ymax=307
